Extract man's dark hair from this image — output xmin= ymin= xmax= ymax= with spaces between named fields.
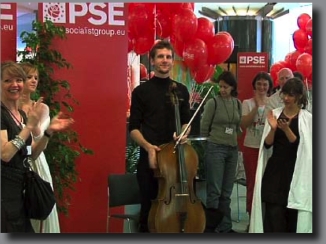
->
xmin=149 ymin=40 xmax=175 ymax=60
xmin=293 ymin=71 xmax=304 ymax=81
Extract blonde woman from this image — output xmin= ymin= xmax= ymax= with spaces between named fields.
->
xmin=20 ymin=63 xmax=60 ymax=233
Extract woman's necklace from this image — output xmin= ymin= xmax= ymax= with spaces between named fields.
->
xmin=1 ymin=102 xmax=23 ymax=129
xmin=221 ymin=96 xmax=235 ymax=135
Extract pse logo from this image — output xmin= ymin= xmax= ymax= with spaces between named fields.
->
xmin=239 ymin=56 xmax=266 ymax=65
xmin=43 ymin=3 xmax=125 ymax=26
xmin=43 ymin=3 xmax=66 ymax=23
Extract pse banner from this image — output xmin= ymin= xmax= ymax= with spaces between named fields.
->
xmin=0 ymin=2 xmax=17 ymax=62
xmin=237 ymin=52 xmax=269 ymax=101
xmin=39 ymin=3 xmax=128 ymax=233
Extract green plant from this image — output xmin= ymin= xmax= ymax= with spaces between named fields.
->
xmin=17 ymin=20 xmax=93 ymax=215
xmin=125 ymin=140 xmax=139 ymax=174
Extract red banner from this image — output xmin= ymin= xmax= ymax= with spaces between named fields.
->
xmin=237 ymin=52 xmax=269 ymax=101
xmin=0 ymin=3 xmax=17 ymax=62
xmin=39 ymin=3 xmax=128 ymax=233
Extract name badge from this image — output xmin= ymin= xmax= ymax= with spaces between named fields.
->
xmin=225 ymin=127 xmax=233 ymax=135
xmin=26 ymin=145 xmax=32 ymax=156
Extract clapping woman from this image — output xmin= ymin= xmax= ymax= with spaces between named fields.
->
xmin=240 ymin=72 xmax=273 ymax=226
xmin=1 ymin=61 xmax=73 ymax=232
xmin=20 ymin=62 xmax=60 ymax=233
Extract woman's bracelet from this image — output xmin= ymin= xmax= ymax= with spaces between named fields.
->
xmin=11 ymin=135 xmax=25 ymax=150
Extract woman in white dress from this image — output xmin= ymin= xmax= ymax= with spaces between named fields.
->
xmin=20 ymin=63 xmax=60 ymax=233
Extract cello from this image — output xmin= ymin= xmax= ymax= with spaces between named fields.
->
xmin=148 ymin=84 xmax=211 ymax=233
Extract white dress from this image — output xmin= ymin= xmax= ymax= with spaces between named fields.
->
xmin=30 ymin=115 xmax=61 ymax=233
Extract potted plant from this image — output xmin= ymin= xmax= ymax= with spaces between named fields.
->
xmin=17 ymin=20 xmax=93 ymax=215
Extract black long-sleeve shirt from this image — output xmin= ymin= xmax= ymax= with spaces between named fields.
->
xmin=128 ymin=76 xmax=190 ymax=147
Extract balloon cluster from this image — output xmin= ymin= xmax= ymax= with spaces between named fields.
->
xmin=128 ymin=3 xmax=234 ymax=84
xmin=270 ymin=13 xmax=312 ymax=87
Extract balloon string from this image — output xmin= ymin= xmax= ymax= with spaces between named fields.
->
xmin=154 ymin=4 xmax=157 ymax=41
xmin=189 ymin=82 xmax=196 ymax=109
xmin=305 ymin=78 xmax=311 ymax=102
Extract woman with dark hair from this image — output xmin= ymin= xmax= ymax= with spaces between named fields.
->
xmin=250 ymin=77 xmax=312 ymax=233
xmin=240 ymin=72 xmax=273 ymax=226
xmin=200 ymin=71 xmax=242 ymax=233
xmin=293 ymin=71 xmax=304 ymax=81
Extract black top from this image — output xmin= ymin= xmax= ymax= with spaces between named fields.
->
xmin=128 ymin=76 xmax=190 ymax=148
xmin=1 ymin=104 xmax=34 ymax=232
xmin=261 ymin=112 xmax=300 ymax=206
xmin=1 ymin=105 xmax=32 ymax=170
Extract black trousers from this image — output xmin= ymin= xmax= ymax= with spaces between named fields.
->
xmin=136 ymin=158 xmax=158 ymax=232
xmin=263 ymin=202 xmax=298 ymax=232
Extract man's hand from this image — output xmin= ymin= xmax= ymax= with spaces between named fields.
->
xmin=145 ymin=144 xmax=161 ymax=169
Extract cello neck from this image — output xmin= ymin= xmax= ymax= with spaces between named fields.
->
xmin=172 ymin=89 xmax=188 ymax=194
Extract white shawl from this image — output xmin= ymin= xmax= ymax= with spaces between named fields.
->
xmin=249 ymin=107 xmax=312 ymax=233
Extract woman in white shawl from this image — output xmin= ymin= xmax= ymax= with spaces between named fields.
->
xmin=249 ymin=77 xmax=312 ymax=233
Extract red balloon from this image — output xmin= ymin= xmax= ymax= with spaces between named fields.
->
xmin=305 ymin=19 xmax=312 ymax=38
xmin=170 ymin=35 xmax=184 ymax=57
xmin=128 ymin=3 xmax=155 ymax=13
xmin=194 ymin=18 xmax=215 ymax=44
xmin=156 ymin=11 xmax=172 ymax=38
xmin=140 ymin=63 xmax=148 ymax=79
xmin=128 ymin=37 xmax=134 ymax=53
xmin=270 ymin=61 xmax=287 ymax=86
xmin=284 ymin=50 xmax=302 ymax=71
xmin=293 ymin=29 xmax=309 ymax=52
xmin=296 ymin=53 xmax=312 ymax=77
xmin=183 ymin=38 xmax=208 ymax=70
xmin=304 ymin=39 xmax=312 ymax=55
xmin=169 ymin=3 xmax=194 ymax=14
xmin=218 ymin=31 xmax=232 ymax=38
xmin=190 ymin=64 xmax=216 ymax=84
xmin=128 ymin=4 xmax=154 ymax=38
xmin=218 ymin=31 xmax=235 ymax=50
xmin=297 ymin=13 xmax=311 ymax=31
xmin=206 ymin=33 xmax=234 ymax=65
xmin=134 ymin=32 xmax=155 ymax=55
xmin=307 ymin=73 xmax=312 ymax=86
xmin=172 ymin=8 xmax=198 ymax=43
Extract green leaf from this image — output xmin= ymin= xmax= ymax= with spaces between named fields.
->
xmin=17 ymin=20 xmax=94 ymax=216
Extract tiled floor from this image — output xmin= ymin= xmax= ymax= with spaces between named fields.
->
xmin=123 ymin=180 xmax=249 ymax=233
